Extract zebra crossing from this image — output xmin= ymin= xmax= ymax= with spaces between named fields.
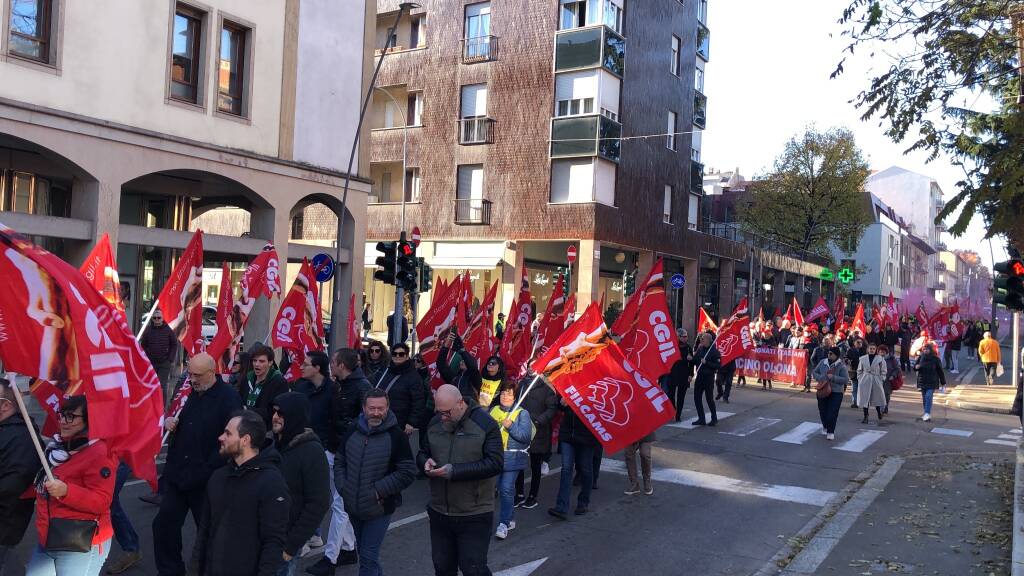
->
xmin=984 ymin=427 xmax=1022 ymax=447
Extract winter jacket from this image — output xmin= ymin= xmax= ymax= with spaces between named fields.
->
xmin=244 ymin=369 xmax=290 ymax=428
xmin=488 ymin=404 xmax=533 ymax=472
xmin=558 ymin=402 xmax=599 ymax=447
xmin=271 ymin=392 xmax=331 ymax=558
xmin=812 ymin=358 xmax=850 ymax=391
xmin=364 ymin=357 xmax=390 ymax=387
xmin=417 ymin=399 xmax=503 ymax=516
xmin=372 ymin=360 xmax=426 ymax=430
xmin=856 ymin=354 xmax=887 ymax=408
xmin=140 ymin=322 xmax=178 ymax=365
xmin=915 ymin=353 xmax=947 ymax=390
xmin=693 ymin=344 xmax=721 ymax=387
xmin=334 ymin=412 xmax=416 ymax=520
xmin=165 ymin=378 xmax=241 ymax=491
xmin=33 ymin=438 xmax=116 ymax=548
xmin=292 ymin=377 xmax=339 ymax=452
xmin=0 ymin=412 xmax=41 ymax=546
xmin=846 ymin=346 xmax=865 ymax=382
xmin=979 ymin=337 xmax=1002 ymax=364
xmin=334 ymin=368 xmax=372 ymax=438
xmin=518 ymin=378 xmax=558 ymax=454
xmin=192 ymin=447 xmax=290 ymax=576
xmin=438 ymin=344 xmax=483 ymax=399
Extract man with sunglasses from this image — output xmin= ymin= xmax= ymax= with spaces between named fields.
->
xmin=372 ymin=342 xmax=426 ymax=437
xmin=0 ymin=378 xmax=41 ymax=571
xmin=140 ymin=309 xmax=179 ymax=403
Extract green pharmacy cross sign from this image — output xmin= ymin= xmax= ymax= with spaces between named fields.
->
xmin=818 ymin=268 xmax=834 ymax=281
xmin=838 ymin=267 xmax=855 ymax=284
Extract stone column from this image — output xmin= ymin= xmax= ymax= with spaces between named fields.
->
xmin=502 ymin=240 xmax=525 ymax=313
xmin=636 ymin=249 xmax=655 ymax=284
xmin=718 ymin=259 xmax=736 ymax=319
xmin=682 ymin=258 xmax=699 ymax=333
xmin=577 ymin=239 xmax=601 ymax=310
xmin=68 ymin=178 xmax=122 ymax=265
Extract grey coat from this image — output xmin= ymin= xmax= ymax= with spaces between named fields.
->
xmin=812 ymin=358 xmax=849 ymax=392
xmin=333 ymin=411 xmax=416 ymax=520
xmin=856 ymin=354 xmax=887 ymax=408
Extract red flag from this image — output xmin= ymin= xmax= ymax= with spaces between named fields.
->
xmin=500 ymin=267 xmax=533 ymax=378
xmin=165 ymin=375 xmax=192 ymax=419
xmin=609 ymin=261 xmax=681 ymax=379
xmin=464 ymin=280 xmax=499 ymax=361
xmin=805 ymin=297 xmax=829 ymax=323
xmin=206 ymin=263 xmax=235 ymax=372
xmin=455 ymin=273 xmax=472 ymax=336
xmin=851 ymin=302 xmax=868 ymax=336
xmin=886 ymin=292 xmax=898 ymax=329
xmin=783 ymin=302 xmax=793 ymax=324
xmin=791 ymin=297 xmax=804 ymax=326
xmin=348 ymin=293 xmax=362 ymax=349
xmin=240 ymin=244 xmax=282 ymax=301
xmin=833 ymin=293 xmax=846 ymax=322
xmin=273 ymin=259 xmax=325 ymax=380
xmin=716 ymin=314 xmax=755 ymax=366
xmin=531 ymin=303 xmax=673 ymax=453
xmin=79 ymin=233 xmax=124 ymax=315
xmin=732 ymin=297 xmax=749 ymax=317
xmin=563 ymin=294 xmax=577 ymax=329
xmin=697 ymin=307 xmax=718 ymax=334
xmin=0 ymin=225 xmax=163 ymax=489
xmin=416 ymin=277 xmax=463 ymax=389
xmin=916 ymin=302 xmax=929 ymax=328
xmin=871 ymin=304 xmax=883 ymax=329
xmin=534 ymin=274 xmax=567 ymax=358
xmin=433 ymin=277 xmax=448 ymax=305
xmin=29 ymin=379 xmax=81 ymax=437
xmin=209 ymin=243 xmax=281 ymax=370
xmin=155 ymin=230 xmax=204 ymax=356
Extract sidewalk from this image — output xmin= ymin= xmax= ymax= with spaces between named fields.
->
xmin=951 ymin=384 xmax=1018 ymax=414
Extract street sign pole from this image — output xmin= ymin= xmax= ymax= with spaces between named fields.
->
xmin=1014 ymin=311 xmax=1020 ymax=396
xmin=392 ymin=230 xmax=407 ymax=348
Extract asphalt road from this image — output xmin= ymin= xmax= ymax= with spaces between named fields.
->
xmin=5 ymin=353 xmax=1019 ymax=576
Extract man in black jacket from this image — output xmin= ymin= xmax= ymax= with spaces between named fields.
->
xmin=437 ymin=333 xmax=482 ymax=398
xmin=140 ymin=309 xmax=179 ymax=402
xmin=692 ymin=332 xmax=721 ymax=426
xmin=548 ymin=399 xmax=599 ymax=520
xmin=418 ymin=385 xmax=503 ymax=576
xmin=334 ymin=388 xmax=416 ymax=576
xmin=154 ymin=353 xmax=242 ymax=576
xmin=666 ymin=328 xmax=694 ymax=421
xmin=192 ymin=410 xmax=290 ymax=576
xmin=372 ymin=342 xmax=426 ymax=434
xmin=516 ymin=373 xmax=559 ymax=509
xmin=271 ymin=393 xmax=330 ymax=575
xmin=0 ymin=378 xmax=41 ymax=570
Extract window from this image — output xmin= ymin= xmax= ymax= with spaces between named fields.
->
xmin=464 ymin=2 xmax=490 ymax=59
xmin=603 ymin=0 xmax=623 ymax=34
xmin=691 ymin=147 xmax=701 ymax=161
xmin=405 ymin=168 xmax=421 ymax=202
xmin=8 ymin=0 xmax=52 ymax=62
xmin=290 ymin=214 xmax=304 ymax=239
xmin=666 ymin=111 xmax=677 ymax=150
xmin=670 ymin=35 xmax=680 ymax=76
xmin=410 ymin=16 xmax=425 ymax=48
xmin=551 ymin=158 xmax=594 ymax=203
xmin=663 ymin=185 xmax=673 ymax=223
xmin=554 ymin=70 xmax=597 ymax=117
xmin=460 ymin=84 xmax=487 ymax=119
xmin=407 ymin=92 xmax=423 ymax=126
xmin=695 ymin=66 xmax=704 ymax=92
xmin=218 ymin=21 xmax=249 ymax=116
xmin=170 ymin=4 xmax=204 ymax=104
xmin=377 ymin=171 xmax=392 ymax=202
xmin=601 ymin=108 xmax=618 ymax=122
xmin=457 ymin=165 xmax=484 ymax=201
xmin=688 ymin=193 xmax=699 ymax=230
xmin=556 ymin=98 xmax=594 ymax=117
xmin=697 ymin=0 xmax=708 ymax=24
xmin=560 ymin=0 xmax=588 ymax=29
xmin=0 ymin=170 xmax=70 ymax=216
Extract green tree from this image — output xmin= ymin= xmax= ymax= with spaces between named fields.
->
xmin=737 ymin=127 xmax=873 ymax=261
xmin=833 ymin=0 xmax=1022 ymax=243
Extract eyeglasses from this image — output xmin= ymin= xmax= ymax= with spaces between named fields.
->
xmin=58 ymin=411 xmax=84 ymax=423
xmin=436 ymin=407 xmax=454 ymax=418
xmin=486 ymin=360 xmax=499 ymax=366
xmin=188 ymin=371 xmax=205 ymax=379
xmin=369 ymin=348 xmax=382 ymax=355
xmin=231 ymin=360 xmax=241 ymax=366
xmin=393 ymin=351 xmax=408 ymax=358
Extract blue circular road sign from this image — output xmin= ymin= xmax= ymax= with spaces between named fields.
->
xmin=670 ymin=273 xmax=685 ymax=289
xmin=312 ymin=253 xmax=336 ymax=283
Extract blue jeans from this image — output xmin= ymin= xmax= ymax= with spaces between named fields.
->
xmin=921 ymin=387 xmax=935 ymax=415
xmin=276 ymin=556 xmax=298 ymax=576
xmin=351 ymin=514 xmax=391 ymax=576
xmin=555 ymin=442 xmax=594 ymax=513
xmin=498 ymin=470 xmax=519 ymax=526
xmin=111 ymin=462 xmax=139 ymax=553
xmin=0 ymin=544 xmax=10 ymax=570
xmin=26 ymin=539 xmax=112 ymax=576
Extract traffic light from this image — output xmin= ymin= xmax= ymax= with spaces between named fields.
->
xmin=374 ymin=241 xmax=397 ymax=285
xmin=396 ymin=240 xmax=418 ymax=291
xmin=623 ymin=269 xmax=637 ymax=296
xmin=418 ymin=257 xmax=433 ymax=293
xmin=994 ymin=258 xmax=1024 ymax=311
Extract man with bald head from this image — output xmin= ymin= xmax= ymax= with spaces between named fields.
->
xmin=154 ymin=352 xmax=242 ymax=576
xmin=418 ymin=384 xmax=503 ymax=575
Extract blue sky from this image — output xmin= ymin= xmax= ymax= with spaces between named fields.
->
xmin=701 ymin=0 xmax=1003 ymax=267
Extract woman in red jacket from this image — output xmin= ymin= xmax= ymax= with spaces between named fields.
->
xmin=26 ymin=395 xmax=116 ymax=576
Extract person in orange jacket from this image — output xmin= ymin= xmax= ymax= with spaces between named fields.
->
xmin=978 ymin=331 xmax=1002 ymax=385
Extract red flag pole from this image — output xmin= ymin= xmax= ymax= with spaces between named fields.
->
xmin=6 ymin=372 xmax=55 ymax=482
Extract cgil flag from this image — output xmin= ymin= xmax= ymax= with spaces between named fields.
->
xmin=154 ymin=230 xmax=205 ymax=355
xmin=531 ymin=303 xmax=673 ymax=453
xmin=206 ymin=263 xmax=235 ymax=372
xmin=0 ymin=224 xmax=163 ymax=489
xmin=805 ymin=296 xmax=829 ymax=324
xmin=852 ymin=302 xmax=868 ymax=336
xmin=499 ymin=267 xmax=534 ymax=379
xmin=534 ymin=273 xmax=568 ymax=359
xmin=716 ymin=313 xmax=755 ymax=366
xmin=207 ymin=243 xmax=281 ymax=372
xmin=697 ymin=307 xmax=718 ymax=334
xmin=610 ymin=260 xmax=681 ymax=379
xmin=464 ymin=280 xmax=499 ymax=362
xmin=416 ymin=276 xmax=464 ymax=390
xmin=732 ymin=297 xmax=749 ymax=317
xmin=273 ymin=259 xmax=325 ymax=381
xmin=79 ymin=233 xmax=124 ymax=315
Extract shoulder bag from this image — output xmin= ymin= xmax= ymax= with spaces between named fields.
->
xmin=45 ymin=497 xmax=98 ymax=553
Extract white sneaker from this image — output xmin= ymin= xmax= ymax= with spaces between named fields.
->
xmin=495 ymin=523 xmax=509 ymax=539
xmin=508 ymin=520 xmax=516 ymax=531
xmin=306 ymin=535 xmax=324 ymax=549
xmin=821 ymin=427 xmax=828 ymax=436
xmin=940 ymin=386 xmax=947 ymax=394
xmin=299 ymin=543 xmax=312 ymax=558
xmin=951 ymin=370 xmax=959 ymax=374
xmin=922 ymin=413 xmax=932 ymax=422
xmin=826 ymin=433 xmax=835 ymax=441
xmin=541 ymin=462 xmax=550 ymax=475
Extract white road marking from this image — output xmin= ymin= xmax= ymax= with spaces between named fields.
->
xmin=772 ymin=422 xmax=822 ymax=445
xmin=665 ymin=411 xmax=735 ymax=430
xmin=985 ymin=439 xmax=1019 ymax=447
xmin=388 ymin=511 xmax=428 ymax=530
xmin=930 ymin=427 xmax=974 ymax=438
xmin=720 ymin=417 xmax=782 ymax=437
xmin=998 ymin=434 xmax=1020 ymax=440
xmin=833 ymin=430 xmax=887 ymax=453
xmin=1012 ymin=429 xmax=1023 ymax=434
xmin=601 ymin=459 xmax=836 ymax=507
xmin=495 ymin=558 xmax=548 ymax=576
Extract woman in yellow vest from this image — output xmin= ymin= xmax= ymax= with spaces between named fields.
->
xmin=489 ymin=381 xmax=533 ymax=540
xmin=478 ymin=355 xmax=506 ymax=407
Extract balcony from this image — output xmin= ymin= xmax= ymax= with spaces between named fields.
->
xmin=697 ymin=22 xmax=710 ymax=61
xmin=554 ymin=26 xmax=626 ymax=77
xmin=550 ymin=114 xmax=621 ymax=162
xmin=691 ymin=160 xmax=704 ymax=193
xmin=458 ymin=117 xmax=495 ymax=145
xmin=461 ymin=35 xmax=499 ymax=63
xmin=694 ymin=90 xmax=707 ymax=129
xmin=935 ymin=281 xmax=947 ymax=291
xmin=935 ymin=241 xmax=947 ymax=251
xmin=934 ymin=261 xmax=947 ymax=271
xmin=454 ymin=198 xmax=492 ymax=225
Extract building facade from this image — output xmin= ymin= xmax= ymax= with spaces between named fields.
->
xmin=0 ymin=0 xmax=374 ymax=340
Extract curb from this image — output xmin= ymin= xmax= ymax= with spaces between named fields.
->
xmin=958 ymin=402 xmax=1014 ymax=415
xmin=1014 ymin=440 xmax=1024 ymax=576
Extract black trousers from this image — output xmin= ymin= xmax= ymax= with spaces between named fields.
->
xmin=515 ymin=453 xmax=547 ymax=499
xmin=716 ymin=366 xmax=735 ymax=400
xmin=153 ymin=480 xmax=206 ymax=576
xmin=427 ymin=508 xmax=493 ymax=576
xmin=694 ymin=379 xmax=717 ymax=422
xmin=666 ymin=379 xmax=690 ymax=418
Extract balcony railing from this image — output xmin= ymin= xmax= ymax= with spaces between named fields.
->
xmin=699 ymin=218 xmax=830 ymax=267
xmin=697 ymin=22 xmax=710 ymax=61
xmin=934 ymin=261 xmax=947 ymax=271
xmin=935 ymin=241 xmax=947 ymax=251
xmin=554 ymin=25 xmax=626 ymax=77
xmin=458 ymin=117 xmax=495 ymax=145
xmin=461 ymin=35 xmax=498 ymax=63
xmin=935 ymin=281 xmax=947 ymax=290
xmin=550 ymin=114 xmax=622 ymax=162
xmin=691 ymin=160 xmax=704 ymax=193
xmin=694 ymin=90 xmax=707 ymax=129
xmin=454 ymin=198 xmax=492 ymax=225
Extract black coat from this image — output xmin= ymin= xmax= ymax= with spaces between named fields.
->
xmin=334 ymin=369 xmax=372 ymax=439
xmin=292 ymin=378 xmax=339 ymax=452
xmin=0 ymin=413 xmax=41 ymax=546
xmin=518 ymin=378 xmax=559 ymax=454
xmin=438 ymin=346 xmax=483 ymax=399
xmin=915 ymin=353 xmax=947 ymax=390
xmin=165 ymin=379 xmax=242 ymax=491
xmin=243 ymin=370 xmax=290 ymax=428
xmin=558 ymin=403 xmax=598 ymax=447
xmin=334 ymin=412 xmax=416 ymax=519
xmin=372 ymin=360 xmax=426 ymax=430
xmin=193 ymin=447 xmax=291 ymax=576
xmin=693 ymin=344 xmax=721 ymax=387
xmin=275 ymin=430 xmax=330 ymax=557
